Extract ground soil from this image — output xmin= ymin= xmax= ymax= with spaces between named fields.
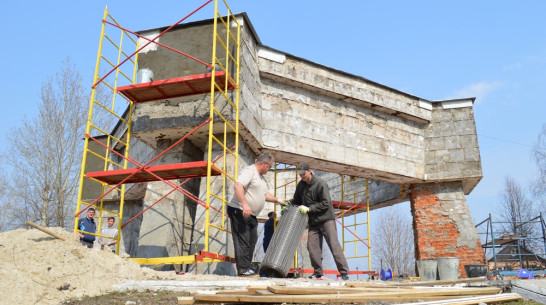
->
xmin=61 ymin=290 xmax=542 ymax=305
xmin=0 ymin=227 xmax=183 ymax=305
xmin=1 ymin=227 xmax=543 ymax=305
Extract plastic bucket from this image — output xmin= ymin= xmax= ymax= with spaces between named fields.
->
xmin=437 ymin=257 xmax=459 ymax=280
xmin=417 ymin=259 xmax=438 ymax=281
xmin=464 ymin=264 xmax=488 ymax=278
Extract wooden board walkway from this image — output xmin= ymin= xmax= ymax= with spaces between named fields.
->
xmin=177 ymin=281 xmax=521 ymax=304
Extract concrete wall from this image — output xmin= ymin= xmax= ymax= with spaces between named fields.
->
xmin=424 ymin=101 xmax=482 ymax=194
xmin=256 ymin=47 xmax=482 ymax=194
xmin=113 ymin=13 xmax=485 ymax=274
xmin=135 ymin=140 xmax=202 ymax=270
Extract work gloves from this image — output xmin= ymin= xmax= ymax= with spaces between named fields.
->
xmin=280 ymin=201 xmax=291 ymax=215
xmin=298 ymin=206 xmax=309 ymax=215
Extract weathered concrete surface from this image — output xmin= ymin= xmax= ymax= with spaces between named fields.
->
xmin=131 ymin=15 xmax=482 ymax=197
xmin=135 ymin=140 xmax=202 ymax=269
xmin=113 ymin=276 xmax=348 ymax=292
xmin=512 ymin=279 xmax=546 ymax=304
xmin=116 ymin=14 xmax=485 ymax=273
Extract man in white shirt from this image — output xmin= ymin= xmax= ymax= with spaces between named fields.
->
xmin=228 ymin=153 xmax=281 ymax=276
xmin=98 ymin=217 xmax=118 ymax=253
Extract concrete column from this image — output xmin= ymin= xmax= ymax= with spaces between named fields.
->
xmin=136 ymin=140 xmax=202 ymax=271
xmin=409 ymin=181 xmax=486 ymax=277
xmin=188 ymin=134 xmax=254 ymax=275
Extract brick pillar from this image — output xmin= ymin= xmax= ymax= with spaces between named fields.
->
xmin=410 ymin=181 xmax=486 ymax=277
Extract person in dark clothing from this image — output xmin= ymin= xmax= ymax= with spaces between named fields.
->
xmin=263 ymin=211 xmax=276 ymax=252
xmin=291 ymin=162 xmax=350 ymax=280
xmin=78 ymin=208 xmax=97 ymax=248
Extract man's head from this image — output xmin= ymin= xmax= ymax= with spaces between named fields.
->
xmin=87 ymin=208 xmax=95 ymax=219
xmin=107 ymin=217 xmax=115 ymax=227
xmin=298 ymin=162 xmax=312 ymax=183
xmin=255 ymin=153 xmax=274 ymax=175
xmin=268 ymin=211 xmax=276 ymax=219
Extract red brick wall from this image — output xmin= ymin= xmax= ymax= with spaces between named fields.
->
xmin=410 ymin=182 xmax=486 ymax=277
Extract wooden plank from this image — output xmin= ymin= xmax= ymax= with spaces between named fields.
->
xmin=266 ymin=285 xmax=500 ymax=297
xmin=214 ymin=289 xmax=255 ymax=295
xmin=192 ymin=292 xmax=491 ymax=304
xmin=246 ymin=286 xmax=269 ymax=294
xmin=26 ymin=221 xmax=66 ymax=241
xmin=397 ymin=292 xmax=521 ymax=305
xmin=267 ymin=285 xmax=416 ymax=294
xmin=348 ymin=277 xmax=487 ymax=288
xmin=255 ymin=290 xmax=274 ymax=295
xmin=194 ymin=287 xmax=500 ymax=304
xmin=394 ymin=277 xmax=488 ymax=287
xmin=177 ymin=296 xmax=195 ymax=304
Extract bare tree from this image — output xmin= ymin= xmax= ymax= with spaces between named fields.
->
xmin=5 ymin=58 xmax=92 ymax=228
xmin=0 ymin=155 xmax=15 ymax=231
xmin=532 ymin=123 xmax=546 ymax=206
xmin=372 ymin=205 xmax=415 ymax=276
xmin=497 ymin=176 xmax=538 ymax=250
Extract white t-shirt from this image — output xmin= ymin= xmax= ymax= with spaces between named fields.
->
xmin=229 ymin=164 xmax=269 ymax=216
xmin=99 ymin=226 xmax=118 ymax=251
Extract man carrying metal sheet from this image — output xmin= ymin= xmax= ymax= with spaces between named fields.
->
xmin=292 ymin=162 xmax=350 ymax=280
xmin=228 ymin=153 xmax=282 ymax=277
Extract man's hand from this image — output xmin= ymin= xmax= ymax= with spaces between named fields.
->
xmin=298 ymin=206 xmax=309 ymax=215
xmin=277 ymin=199 xmax=291 ymax=206
xmin=241 ymin=203 xmax=252 ymax=218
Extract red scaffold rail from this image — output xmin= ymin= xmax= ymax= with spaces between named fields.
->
xmin=76 ymin=118 xmax=211 ymax=217
xmin=120 ymin=146 xmax=235 ymax=228
xmin=86 ymin=161 xmax=221 ymax=184
xmin=117 ymin=72 xmax=234 ymax=103
xmin=92 ymin=0 xmax=213 ymax=89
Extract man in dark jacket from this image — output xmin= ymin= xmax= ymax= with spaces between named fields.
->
xmin=291 ymin=162 xmax=349 ymax=280
xmin=263 ymin=211 xmax=276 ymax=252
xmin=78 ymin=208 xmax=97 ymax=248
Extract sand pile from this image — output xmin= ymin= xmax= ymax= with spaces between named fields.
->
xmin=0 ymin=227 xmax=181 ymax=305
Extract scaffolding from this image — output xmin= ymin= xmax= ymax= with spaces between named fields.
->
xmin=270 ymin=166 xmax=374 ymax=278
xmin=337 ymin=176 xmax=372 ymax=272
xmin=476 ymin=213 xmax=546 ymax=276
xmin=74 ymin=0 xmax=241 ymax=266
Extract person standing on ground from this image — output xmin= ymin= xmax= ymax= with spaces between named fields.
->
xmin=291 ymin=162 xmax=350 ymax=280
xmin=98 ymin=217 xmax=118 ymax=253
xmin=228 ymin=153 xmax=282 ymax=277
xmin=78 ymin=208 xmax=97 ymax=248
xmin=263 ymin=211 xmax=276 ymax=253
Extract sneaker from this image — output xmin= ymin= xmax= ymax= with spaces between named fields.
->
xmin=239 ymin=269 xmax=259 ymax=277
xmin=308 ymin=274 xmax=328 ymax=280
xmin=340 ymin=274 xmax=349 ymax=281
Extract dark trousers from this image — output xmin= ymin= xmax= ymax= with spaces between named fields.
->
xmin=80 ymin=240 xmax=94 ymax=248
xmin=227 ymin=206 xmax=258 ymax=275
xmin=307 ymin=219 xmax=349 ymax=276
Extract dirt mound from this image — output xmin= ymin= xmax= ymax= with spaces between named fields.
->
xmin=0 ymin=227 xmax=179 ymax=305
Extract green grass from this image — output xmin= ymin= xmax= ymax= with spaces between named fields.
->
xmin=61 ymin=290 xmax=189 ymax=305
xmin=61 ymin=290 xmax=543 ymax=305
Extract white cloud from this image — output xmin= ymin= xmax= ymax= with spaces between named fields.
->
xmin=445 ymin=81 xmax=504 ymax=103
xmin=503 ymin=62 xmax=522 ymax=71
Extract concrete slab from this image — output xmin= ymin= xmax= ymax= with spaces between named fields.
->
xmin=113 ymin=275 xmax=351 ymax=292
xmin=512 ymin=279 xmax=546 ymax=304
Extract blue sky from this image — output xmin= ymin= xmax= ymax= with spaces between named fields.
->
xmin=1 ymin=0 xmax=545 ymax=224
